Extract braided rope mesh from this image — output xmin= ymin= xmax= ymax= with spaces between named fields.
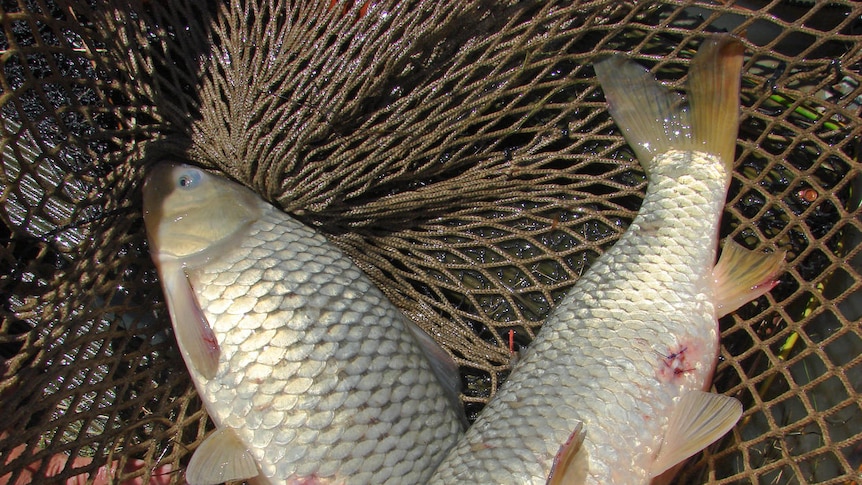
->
xmin=1 ymin=0 xmax=860 ymax=483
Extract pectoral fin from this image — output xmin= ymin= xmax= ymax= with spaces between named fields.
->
xmin=547 ymin=422 xmax=586 ymax=485
xmin=186 ymin=427 xmax=259 ymax=485
xmin=713 ymin=241 xmax=785 ymax=318
xmin=161 ymin=263 xmax=220 ymax=379
xmin=650 ymin=391 xmax=742 ymax=478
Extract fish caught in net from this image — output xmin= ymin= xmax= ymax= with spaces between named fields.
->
xmin=1 ymin=0 xmax=860 ymax=483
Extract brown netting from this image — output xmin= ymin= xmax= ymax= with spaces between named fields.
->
xmin=1 ymin=0 xmax=860 ymax=483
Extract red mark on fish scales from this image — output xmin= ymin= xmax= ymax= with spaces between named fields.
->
xmin=656 ymin=345 xmax=695 ymax=382
xmin=287 ymin=474 xmax=326 ymax=485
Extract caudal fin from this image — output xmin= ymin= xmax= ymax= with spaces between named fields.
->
xmin=594 ymin=35 xmax=745 ymax=179
xmin=689 ymin=36 xmax=746 ymax=177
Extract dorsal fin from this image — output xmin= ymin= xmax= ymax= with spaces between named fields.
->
xmin=406 ymin=319 xmax=469 ymax=428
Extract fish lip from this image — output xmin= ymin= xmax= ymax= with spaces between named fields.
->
xmin=148 ymin=243 xmax=220 ymax=270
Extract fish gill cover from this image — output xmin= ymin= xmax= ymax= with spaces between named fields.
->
xmin=0 ymin=0 xmax=860 ymax=483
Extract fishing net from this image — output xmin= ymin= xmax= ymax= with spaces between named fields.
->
xmin=1 ymin=0 xmax=860 ymax=483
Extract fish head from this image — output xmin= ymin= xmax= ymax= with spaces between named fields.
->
xmin=143 ymin=162 xmax=262 ymax=262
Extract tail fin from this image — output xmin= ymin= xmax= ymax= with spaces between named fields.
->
xmin=689 ymin=36 xmax=746 ymax=177
xmin=594 ymin=35 xmax=744 ymax=179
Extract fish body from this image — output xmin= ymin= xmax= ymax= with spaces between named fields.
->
xmin=429 ymin=36 xmax=782 ymax=485
xmin=143 ymin=163 xmax=463 ymax=484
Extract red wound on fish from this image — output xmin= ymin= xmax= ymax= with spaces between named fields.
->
xmin=656 ymin=344 xmax=696 ymax=382
xmin=286 ymin=475 xmax=326 ymax=485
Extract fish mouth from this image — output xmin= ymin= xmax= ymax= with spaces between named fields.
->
xmin=142 ymin=161 xmax=263 ymax=265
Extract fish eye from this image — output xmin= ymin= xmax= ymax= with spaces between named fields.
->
xmin=177 ymin=170 xmax=202 ymax=189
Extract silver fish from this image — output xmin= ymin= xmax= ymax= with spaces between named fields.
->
xmin=429 ymin=35 xmax=784 ymax=485
xmin=142 ymin=162 xmax=463 ymax=484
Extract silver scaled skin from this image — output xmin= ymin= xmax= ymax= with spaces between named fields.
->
xmin=143 ymin=163 xmax=463 ymax=485
xmin=430 ymin=36 xmax=782 ymax=485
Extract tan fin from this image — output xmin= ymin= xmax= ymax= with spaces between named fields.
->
xmin=594 ymin=35 xmax=744 ymax=179
xmin=161 ymin=262 xmax=220 ymax=379
xmin=688 ymin=36 xmax=746 ymax=177
xmin=712 ymin=241 xmax=785 ymax=318
xmin=650 ymin=391 xmax=742 ymax=478
xmin=186 ymin=427 xmax=259 ymax=485
xmin=546 ymin=422 xmax=586 ymax=485
xmin=406 ymin=320 xmax=469 ymax=428
xmin=594 ymin=52 xmax=690 ymax=176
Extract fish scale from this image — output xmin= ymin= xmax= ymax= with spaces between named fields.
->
xmin=429 ymin=150 xmax=727 ymax=484
xmin=143 ymin=164 xmax=463 ymax=484
xmin=191 ymin=209 xmax=459 ymax=482
xmin=429 ymin=36 xmax=783 ymax=485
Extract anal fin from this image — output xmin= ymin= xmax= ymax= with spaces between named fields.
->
xmin=186 ymin=427 xmax=259 ymax=485
xmin=650 ymin=391 xmax=742 ymax=478
xmin=713 ymin=241 xmax=785 ymax=318
xmin=161 ymin=263 xmax=220 ymax=379
xmin=547 ymin=422 xmax=586 ymax=485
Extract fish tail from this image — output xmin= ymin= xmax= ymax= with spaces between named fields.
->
xmin=594 ymin=35 xmax=745 ymax=179
xmin=689 ymin=36 xmax=746 ymax=179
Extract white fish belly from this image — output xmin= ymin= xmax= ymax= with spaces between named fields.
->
xmin=430 ymin=150 xmax=729 ymax=484
xmin=185 ymin=207 xmax=462 ymax=484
